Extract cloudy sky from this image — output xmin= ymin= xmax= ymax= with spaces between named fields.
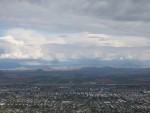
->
xmin=0 ymin=0 xmax=150 ymax=69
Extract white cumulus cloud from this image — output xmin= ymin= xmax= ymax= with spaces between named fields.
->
xmin=0 ymin=28 xmax=149 ymax=63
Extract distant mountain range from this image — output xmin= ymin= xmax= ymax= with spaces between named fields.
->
xmin=1 ymin=66 xmax=150 ymax=76
xmin=0 ymin=67 xmax=150 ymax=85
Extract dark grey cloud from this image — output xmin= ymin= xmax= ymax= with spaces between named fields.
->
xmin=0 ymin=0 xmax=150 ymax=37
xmin=0 ymin=0 xmax=150 ymax=21
xmin=11 ymin=0 xmax=150 ymax=22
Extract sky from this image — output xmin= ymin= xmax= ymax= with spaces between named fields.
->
xmin=0 ymin=0 xmax=150 ymax=69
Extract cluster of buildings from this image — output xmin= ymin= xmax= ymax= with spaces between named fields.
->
xmin=0 ymin=84 xmax=150 ymax=113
